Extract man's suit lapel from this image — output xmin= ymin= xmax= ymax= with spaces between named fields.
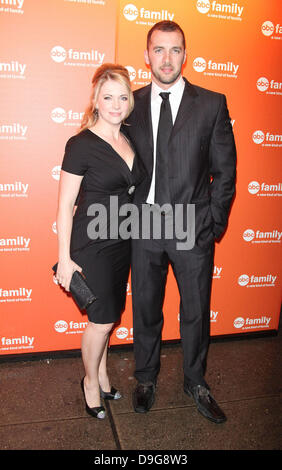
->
xmin=137 ymin=84 xmax=153 ymax=151
xmin=170 ymin=78 xmax=198 ymax=141
xmin=134 ymin=84 xmax=154 ymax=174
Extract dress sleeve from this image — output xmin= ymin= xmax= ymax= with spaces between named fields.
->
xmin=61 ymin=135 xmax=88 ymax=176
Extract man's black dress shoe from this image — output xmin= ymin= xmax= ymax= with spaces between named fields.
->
xmin=133 ymin=382 xmax=155 ymax=413
xmin=184 ymin=384 xmax=227 ymax=424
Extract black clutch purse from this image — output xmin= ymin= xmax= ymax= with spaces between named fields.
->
xmin=52 ymin=263 xmax=97 ymax=310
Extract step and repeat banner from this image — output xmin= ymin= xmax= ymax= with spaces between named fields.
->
xmin=0 ymin=0 xmax=281 ymax=355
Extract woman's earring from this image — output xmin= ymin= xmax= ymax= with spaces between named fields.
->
xmin=94 ymin=108 xmax=99 ymax=117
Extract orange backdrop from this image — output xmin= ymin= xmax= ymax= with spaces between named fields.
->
xmin=0 ymin=0 xmax=281 ymax=355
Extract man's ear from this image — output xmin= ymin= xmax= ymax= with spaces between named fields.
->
xmin=144 ymin=49 xmax=150 ymax=65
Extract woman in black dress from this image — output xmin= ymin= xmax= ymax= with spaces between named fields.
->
xmin=55 ymin=64 xmax=143 ymax=419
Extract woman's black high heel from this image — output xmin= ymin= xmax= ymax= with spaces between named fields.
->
xmin=100 ymin=386 xmax=122 ymax=400
xmin=81 ymin=378 xmax=106 ymax=419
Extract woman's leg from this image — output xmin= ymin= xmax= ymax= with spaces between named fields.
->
xmin=98 ymin=337 xmax=111 ymax=393
xmin=81 ymin=321 xmax=113 ymax=407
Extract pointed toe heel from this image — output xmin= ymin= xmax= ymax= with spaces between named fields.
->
xmin=81 ymin=378 xmax=106 ymax=419
xmin=100 ymin=386 xmax=122 ymax=400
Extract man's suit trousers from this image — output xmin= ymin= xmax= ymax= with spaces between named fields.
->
xmin=131 ymin=218 xmax=214 ymax=387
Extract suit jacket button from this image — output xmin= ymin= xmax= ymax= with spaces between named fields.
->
xmin=128 ymin=185 xmax=135 ymax=195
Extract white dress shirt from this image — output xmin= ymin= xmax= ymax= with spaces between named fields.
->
xmin=146 ymin=76 xmax=185 ymax=204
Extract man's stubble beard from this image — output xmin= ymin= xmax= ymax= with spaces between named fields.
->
xmin=150 ymin=64 xmax=182 ymax=86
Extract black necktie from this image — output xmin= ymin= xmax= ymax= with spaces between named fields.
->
xmin=154 ymin=92 xmax=173 ymax=206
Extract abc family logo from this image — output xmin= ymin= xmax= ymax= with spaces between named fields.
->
xmin=196 ymin=1 xmax=244 ymax=20
xmin=252 ymin=130 xmax=282 ymax=147
xmin=50 ymin=46 xmax=105 ymax=66
xmin=115 ymin=326 xmax=133 ymax=340
xmin=256 ymin=77 xmax=282 ymax=95
xmin=0 ymin=181 xmax=29 ymax=198
xmin=237 ymin=273 xmax=276 ymax=288
xmin=242 ymin=229 xmax=282 ymax=244
xmin=233 ymin=316 xmax=271 ymax=330
xmin=193 ymin=57 xmax=239 ymax=78
xmin=248 ymin=181 xmax=282 ymax=197
xmin=0 ymin=61 xmax=26 ymax=79
xmin=125 ymin=65 xmax=151 ymax=85
xmin=123 ymin=3 xmax=174 ymax=24
xmin=0 ymin=235 xmax=30 ymax=253
xmin=0 ymin=0 xmax=24 ymax=14
xmin=0 ymin=123 xmax=27 ymax=140
xmin=51 ymin=166 xmax=61 ymax=181
xmin=261 ymin=21 xmax=282 ymax=39
xmin=51 ymin=107 xmax=84 ymax=127
xmin=54 ymin=320 xmax=88 ymax=334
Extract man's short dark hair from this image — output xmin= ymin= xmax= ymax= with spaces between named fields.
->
xmin=147 ymin=21 xmax=186 ymax=50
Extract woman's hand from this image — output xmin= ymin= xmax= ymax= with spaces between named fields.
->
xmin=55 ymin=258 xmax=82 ymax=292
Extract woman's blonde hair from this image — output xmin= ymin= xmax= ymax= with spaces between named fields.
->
xmin=79 ymin=63 xmax=134 ymax=132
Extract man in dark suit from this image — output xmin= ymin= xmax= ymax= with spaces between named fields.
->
xmin=125 ymin=21 xmax=236 ymax=423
